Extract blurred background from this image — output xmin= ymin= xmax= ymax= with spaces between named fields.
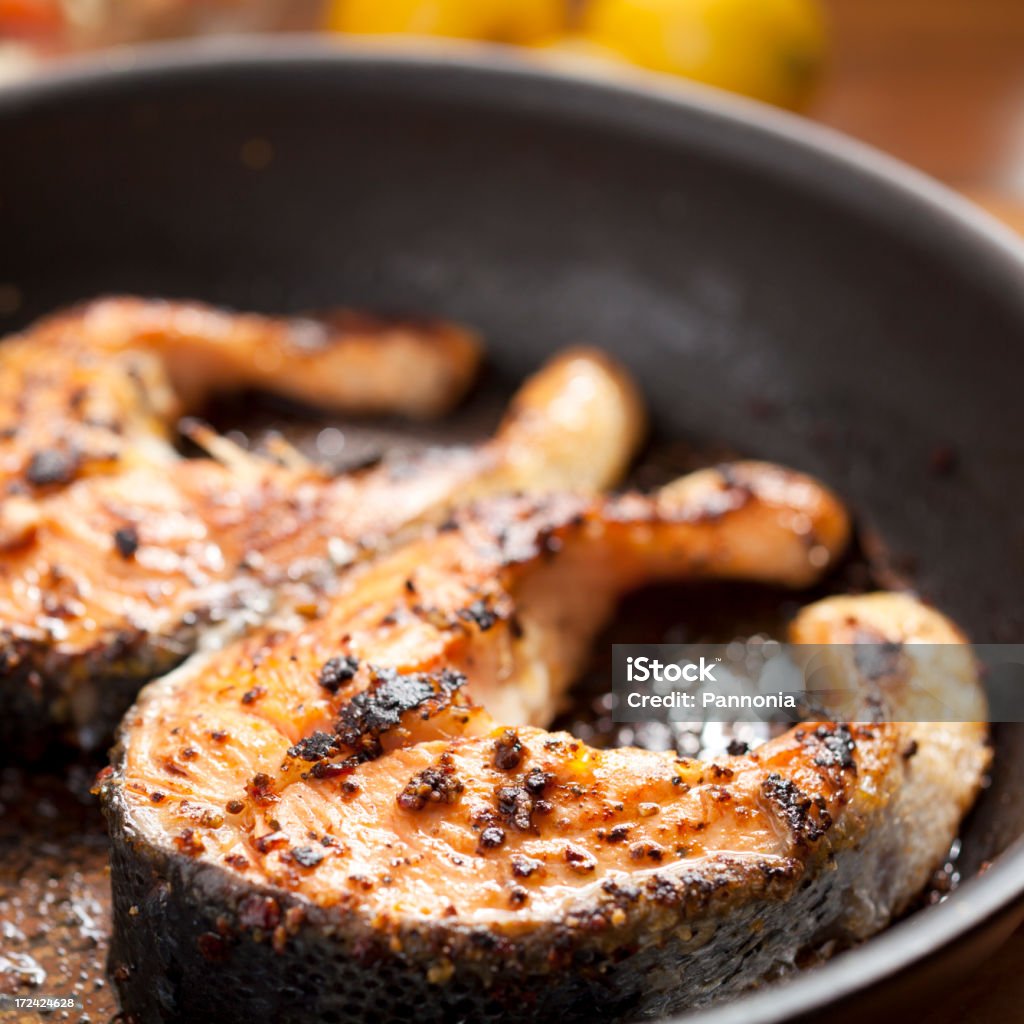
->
xmin=2 ymin=0 xmax=1024 ymax=233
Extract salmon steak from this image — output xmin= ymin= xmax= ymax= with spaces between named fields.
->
xmin=0 ymin=296 xmax=482 ymax=498
xmin=0 ymin=299 xmax=644 ymax=753
xmin=98 ymin=453 xmax=989 ymax=1021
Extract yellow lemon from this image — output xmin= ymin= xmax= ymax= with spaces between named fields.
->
xmin=580 ymin=0 xmax=827 ymax=109
xmin=328 ymin=0 xmax=567 ymax=46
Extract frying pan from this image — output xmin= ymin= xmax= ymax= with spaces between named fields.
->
xmin=0 ymin=39 xmax=1022 ymax=1024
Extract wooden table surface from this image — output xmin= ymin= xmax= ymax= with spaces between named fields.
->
xmin=815 ymin=0 xmax=1024 ymax=233
xmin=813 ymin=4 xmax=1024 ymax=1021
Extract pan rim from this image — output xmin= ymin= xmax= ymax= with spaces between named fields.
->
xmin=2 ymin=35 xmax=1023 ymax=1023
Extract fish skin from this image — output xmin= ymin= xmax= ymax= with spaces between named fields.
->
xmin=96 ymin=468 xmax=988 ymax=1024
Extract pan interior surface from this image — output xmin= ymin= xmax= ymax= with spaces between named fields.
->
xmin=0 ymin=42 xmax=1021 ymax=1024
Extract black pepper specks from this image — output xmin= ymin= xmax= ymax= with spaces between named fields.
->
xmin=291 ymin=846 xmax=326 ymax=868
xmin=629 ymin=840 xmax=664 ymax=862
xmin=458 ymin=599 xmax=498 ymax=631
xmin=508 ymin=885 xmax=529 ymax=907
xmin=113 ymin=525 xmax=139 ymax=559
xmin=497 ymin=785 xmax=535 ymax=832
xmin=478 ymin=826 xmax=506 ymax=851
xmin=26 ymin=448 xmax=76 ymax=487
xmin=564 ymin=845 xmax=596 ymax=873
xmin=511 ymin=854 xmax=543 ymax=878
xmin=493 ymin=728 xmax=524 ymax=771
xmin=524 ymin=767 xmax=554 ymax=795
xmin=246 ymin=773 xmax=276 ymax=805
xmin=397 ymin=752 xmax=464 ymax=811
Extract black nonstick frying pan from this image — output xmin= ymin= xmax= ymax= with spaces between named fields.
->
xmin=0 ymin=39 xmax=1022 ymax=1024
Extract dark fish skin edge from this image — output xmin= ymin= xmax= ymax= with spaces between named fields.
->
xmin=101 ymin=771 xmax=868 ymax=1024
xmin=0 ymin=629 xmax=192 ymax=758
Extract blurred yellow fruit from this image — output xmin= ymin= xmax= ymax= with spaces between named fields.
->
xmin=580 ymin=0 xmax=826 ymax=108
xmin=328 ymin=0 xmax=566 ymax=45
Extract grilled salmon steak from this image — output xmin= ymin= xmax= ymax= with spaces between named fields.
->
xmin=1 ymin=296 xmax=484 ymax=498
xmin=96 ymin=463 xmax=991 ymax=1023
xmin=0 ymin=330 xmax=645 ymax=753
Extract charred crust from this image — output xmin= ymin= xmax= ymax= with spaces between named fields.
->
xmin=241 ymin=686 xmax=266 ymax=706
xmin=287 ymin=731 xmax=341 ymax=762
xmin=487 ymin=764 xmax=553 ymax=833
xmin=810 ymin=724 xmax=857 ymax=771
xmin=334 ymin=667 xmax=466 ymax=760
xmin=318 ymin=655 xmax=360 ymax=694
xmin=761 ymin=773 xmax=832 ymax=844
